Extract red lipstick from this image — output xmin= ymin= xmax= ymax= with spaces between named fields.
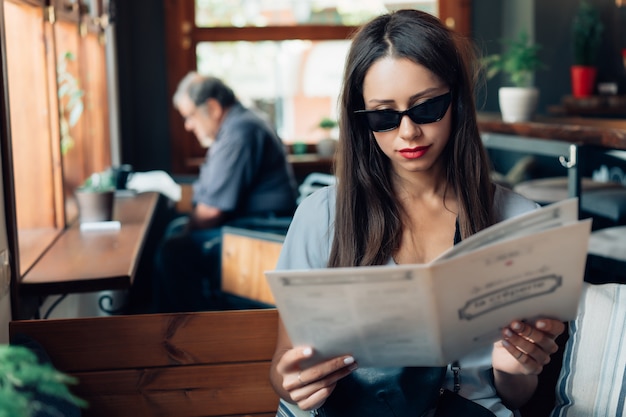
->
xmin=399 ymin=145 xmax=430 ymax=159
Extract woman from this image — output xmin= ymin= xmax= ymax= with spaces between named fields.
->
xmin=270 ymin=9 xmax=564 ymax=417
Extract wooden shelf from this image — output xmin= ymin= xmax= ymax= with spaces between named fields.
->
xmin=548 ymin=95 xmax=626 ymax=118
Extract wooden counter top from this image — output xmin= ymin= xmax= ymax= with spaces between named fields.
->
xmin=478 ymin=113 xmax=626 ymax=151
xmin=20 ymin=192 xmax=160 ymax=295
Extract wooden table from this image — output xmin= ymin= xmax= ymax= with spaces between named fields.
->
xmin=178 ymin=153 xmax=334 ymax=188
xmin=20 ymin=192 xmax=160 ymax=296
xmin=479 ymin=114 xmax=626 ymax=150
xmin=478 ymin=114 xmax=626 ymax=201
xmin=287 ymin=153 xmax=334 ymax=182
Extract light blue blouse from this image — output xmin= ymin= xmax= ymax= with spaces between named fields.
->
xmin=276 ymin=184 xmax=538 ymax=417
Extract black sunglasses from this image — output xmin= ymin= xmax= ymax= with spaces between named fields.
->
xmin=355 ymin=91 xmax=452 ymax=132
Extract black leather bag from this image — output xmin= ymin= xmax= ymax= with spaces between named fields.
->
xmin=315 ymin=366 xmax=446 ymax=417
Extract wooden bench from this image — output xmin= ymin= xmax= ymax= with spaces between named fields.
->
xmin=221 ymin=227 xmax=285 ymax=306
xmin=9 ymin=309 xmax=280 ymax=417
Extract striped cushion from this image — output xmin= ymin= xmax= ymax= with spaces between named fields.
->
xmin=551 ymin=283 xmax=626 ymax=417
xmin=276 ymin=399 xmax=311 ymax=417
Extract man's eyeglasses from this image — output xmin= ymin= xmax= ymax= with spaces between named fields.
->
xmin=182 ymin=103 xmax=207 ymax=123
xmin=355 ymin=92 xmax=452 ymax=132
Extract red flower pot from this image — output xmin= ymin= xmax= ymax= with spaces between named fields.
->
xmin=570 ymin=65 xmax=597 ymax=98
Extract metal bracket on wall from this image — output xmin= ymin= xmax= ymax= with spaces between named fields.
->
xmin=559 ymin=145 xmax=578 ymax=169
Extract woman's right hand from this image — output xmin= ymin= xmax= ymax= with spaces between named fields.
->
xmin=275 ymin=346 xmax=358 ymax=411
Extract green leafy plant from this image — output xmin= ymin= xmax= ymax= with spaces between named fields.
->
xmin=78 ymin=170 xmax=116 ymax=192
xmin=482 ymin=31 xmax=545 ymax=87
xmin=318 ymin=117 xmax=338 ymax=130
xmin=572 ymin=0 xmax=604 ymax=66
xmin=0 ymin=345 xmax=87 ymax=417
xmin=57 ymin=52 xmax=84 ymax=155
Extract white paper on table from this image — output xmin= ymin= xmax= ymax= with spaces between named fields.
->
xmin=125 ymin=170 xmax=182 ymax=202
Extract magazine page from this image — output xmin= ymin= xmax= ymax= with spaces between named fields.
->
xmin=265 ymin=265 xmax=445 ymax=367
xmin=431 ymin=219 xmax=591 ymax=363
xmin=435 ymin=198 xmax=579 ymax=262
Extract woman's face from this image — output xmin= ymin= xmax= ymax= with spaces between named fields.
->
xmin=361 ymin=57 xmax=452 ymax=179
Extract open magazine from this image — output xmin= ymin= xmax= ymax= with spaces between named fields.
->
xmin=265 ymin=198 xmax=591 ymax=367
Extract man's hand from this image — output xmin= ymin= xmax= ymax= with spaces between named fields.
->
xmin=189 ymin=203 xmax=224 ymax=229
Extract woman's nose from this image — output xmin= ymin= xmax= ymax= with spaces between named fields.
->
xmin=398 ymin=114 xmax=422 ymax=140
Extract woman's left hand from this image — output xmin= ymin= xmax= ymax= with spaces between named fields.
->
xmin=493 ymin=319 xmax=565 ymax=375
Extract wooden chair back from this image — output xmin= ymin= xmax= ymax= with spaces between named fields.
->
xmin=9 ymin=309 xmax=280 ymax=417
xmin=221 ymin=227 xmax=285 ymax=305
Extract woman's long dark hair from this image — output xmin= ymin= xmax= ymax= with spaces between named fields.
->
xmin=328 ymin=9 xmax=495 ymax=267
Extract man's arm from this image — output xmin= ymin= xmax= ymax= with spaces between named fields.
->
xmin=188 ymin=202 xmax=225 ymax=230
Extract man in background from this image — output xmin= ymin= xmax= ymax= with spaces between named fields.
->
xmin=152 ymin=72 xmax=298 ymax=312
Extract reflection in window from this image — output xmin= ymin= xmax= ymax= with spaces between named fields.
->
xmin=195 ymin=0 xmax=437 ymax=27
xmin=197 ymin=40 xmax=349 ymax=143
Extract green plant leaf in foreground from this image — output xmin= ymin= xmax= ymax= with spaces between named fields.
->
xmin=0 ymin=345 xmax=87 ymax=417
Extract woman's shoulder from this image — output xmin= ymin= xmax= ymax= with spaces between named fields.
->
xmin=277 ymin=185 xmax=336 ymax=270
xmin=295 ymin=183 xmax=336 ymax=216
xmin=493 ymin=184 xmax=540 ymax=222
xmin=286 ymin=184 xmax=336 ymax=245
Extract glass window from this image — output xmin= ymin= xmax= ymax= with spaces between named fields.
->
xmin=195 ymin=0 xmax=438 ymax=27
xmin=195 ymin=1 xmax=438 ymax=143
xmin=197 ymin=40 xmax=349 ymax=143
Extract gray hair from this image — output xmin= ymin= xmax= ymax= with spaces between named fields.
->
xmin=172 ymin=71 xmax=237 ymax=109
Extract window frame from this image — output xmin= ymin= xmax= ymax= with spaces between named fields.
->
xmin=163 ymin=0 xmax=472 ymax=175
xmin=0 ymin=0 xmax=113 ymax=318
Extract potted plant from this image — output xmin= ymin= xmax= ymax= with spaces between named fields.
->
xmin=75 ymin=170 xmax=116 ymax=223
xmin=316 ymin=116 xmax=338 ymax=157
xmin=57 ymin=51 xmax=84 ymax=155
xmin=483 ymin=30 xmax=545 ymax=122
xmin=0 ymin=344 xmax=86 ymax=416
xmin=571 ymin=0 xmax=604 ymax=98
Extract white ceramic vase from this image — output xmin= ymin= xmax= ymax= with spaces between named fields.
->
xmin=316 ymin=137 xmax=337 ymax=158
xmin=498 ymin=87 xmax=539 ymax=123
